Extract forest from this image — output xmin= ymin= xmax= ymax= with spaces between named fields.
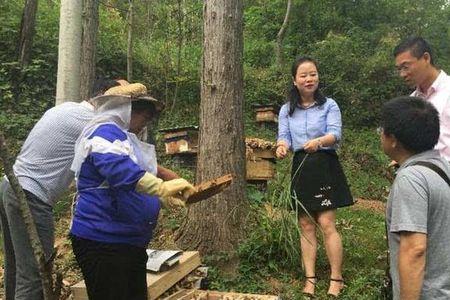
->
xmin=1 ymin=0 xmax=450 ymax=299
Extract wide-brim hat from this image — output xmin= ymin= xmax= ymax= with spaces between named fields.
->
xmin=96 ymin=83 xmax=165 ymax=113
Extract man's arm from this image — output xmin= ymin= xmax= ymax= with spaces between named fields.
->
xmin=157 ymin=165 xmax=180 ymax=181
xmin=398 ymin=231 xmax=427 ymax=300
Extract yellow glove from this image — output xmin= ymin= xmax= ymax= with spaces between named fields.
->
xmin=136 ymin=173 xmax=196 ymax=208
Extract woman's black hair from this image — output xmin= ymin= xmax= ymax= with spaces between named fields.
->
xmin=288 ymin=56 xmax=326 ymax=116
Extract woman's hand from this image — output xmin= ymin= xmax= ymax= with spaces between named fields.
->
xmin=303 ymin=138 xmax=321 ymax=153
xmin=275 ymin=141 xmax=289 ymax=159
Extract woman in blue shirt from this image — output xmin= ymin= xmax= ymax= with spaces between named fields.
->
xmin=276 ymin=57 xmax=353 ymax=297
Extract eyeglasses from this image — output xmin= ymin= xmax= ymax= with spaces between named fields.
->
xmin=396 ymin=64 xmax=411 ymax=73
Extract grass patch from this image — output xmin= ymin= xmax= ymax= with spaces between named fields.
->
xmin=340 ymin=128 xmax=391 ymax=201
xmin=207 ymin=207 xmax=386 ymax=299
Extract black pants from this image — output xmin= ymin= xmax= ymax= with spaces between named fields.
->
xmin=70 ymin=234 xmax=148 ymax=300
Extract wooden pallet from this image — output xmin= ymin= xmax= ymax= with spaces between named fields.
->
xmin=71 ymin=251 xmax=201 ymax=300
xmin=163 ymin=289 xmax=280 ymax=300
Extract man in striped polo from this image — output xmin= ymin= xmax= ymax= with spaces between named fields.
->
xmin=0 ymin=79 xmax=121 ymax=300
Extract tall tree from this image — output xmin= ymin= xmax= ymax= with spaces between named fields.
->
xmin=56 ymin=0 xmax=83 ymax=105
xmin=17 ymin=0 xmax=39 ymax=67
xmin=79 ymin=0 xmax=100 ymax=101
xmin=176 ymin=0 xmax=248 ymax=257
xmin=170 ymin=0 xmax=184 ymax=112
xmin=275 ymin=0 xmax=292 ymax=70
xmin=127 ymin=0 xmax=134 ymax=82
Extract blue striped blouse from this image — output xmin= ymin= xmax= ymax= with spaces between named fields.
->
xmin=277 ymin=97 xmax=342 ymax=151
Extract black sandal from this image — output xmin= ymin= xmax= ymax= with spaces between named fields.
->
xmin=327 ymin=278 xmax=345 ymax=298
xmin=302 ymin=276 xmax=317 ymax=298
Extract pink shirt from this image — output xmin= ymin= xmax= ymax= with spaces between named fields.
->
xmin=412 ymin=70 xmax=450 ymax=161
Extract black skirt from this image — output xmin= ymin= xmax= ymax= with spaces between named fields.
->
xmin=290 ymin=150 xmax=354 ymax=215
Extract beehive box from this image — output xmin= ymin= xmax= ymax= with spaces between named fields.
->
xmin=252 ymin=104 xmax=280 ymax=124
xmin=164 ymin=289 xmax=280 ymax=300
xmin=245 ymin=138 xmax=276 ymax=181
xmin=160 ymin=126 xmax=199 ymax=155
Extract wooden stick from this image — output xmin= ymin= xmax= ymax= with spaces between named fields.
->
xmin=0 ymin=131 xmax=57 ymax=300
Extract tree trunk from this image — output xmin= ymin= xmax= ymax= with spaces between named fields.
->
xmin=0 ymin=132 xmax=58 ymax=300
xmin=56 ymin=0 xmax=83 ymax=105
xmin=79 ymin=0 xmax=100 ymax=101
xmin=275 ymin=0 xmax=292 ymax=70
xmin=17 ymin=0 xmax=39 ymax=67
xmin=127 ymin=0 xmax=133 ymax=82
xmin=176 ymin=0 xmax=247 ymax=257
xmin=170 ymin=0 xmax=184 ymax=112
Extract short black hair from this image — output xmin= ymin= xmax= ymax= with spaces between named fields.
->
xmin=381 ymin=96 xmax=439 ymax=154
xmin=393 ymin=36 xmax=435 ymax=66
xmin=91 ymin=77 xmax=121 ymax=98
xmin=131 ymin=100 xmax=158 ymax=117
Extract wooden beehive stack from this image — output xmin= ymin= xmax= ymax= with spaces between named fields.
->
xmin=252 ymin=104 xmax=280 ymax=124
xmin=245 ymin=137 xmax=276 ymax=182
xmin=159 ymin=126 xmax=199 ymax=155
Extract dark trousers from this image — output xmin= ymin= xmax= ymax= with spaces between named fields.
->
xmin=70 ymin=234 xmax=148 ymax=300
xmin=0 ymin=179 xmax=54 ymax=300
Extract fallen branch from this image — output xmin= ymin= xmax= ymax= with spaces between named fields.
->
xmin=0 ymin=131 xmax=59 ymax=300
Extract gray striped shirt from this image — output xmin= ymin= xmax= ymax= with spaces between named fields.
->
xmin=13 ymin=101 xmax=94 ymax=206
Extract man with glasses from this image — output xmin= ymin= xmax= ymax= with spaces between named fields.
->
xmin=394 ymin=36 xmax=450 ymax=162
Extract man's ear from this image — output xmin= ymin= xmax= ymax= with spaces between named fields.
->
xmin=389 ymin=134 xmax=405 ymax=151
xmin=422 ymin=52 xmax=431 ymax=64
xmin=384 ymin=132 xmax=398 ymax=148
xmin=391 ymin=137 xmax=398 ymax=149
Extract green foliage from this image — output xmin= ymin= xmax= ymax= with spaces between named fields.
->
xmin=2 ymin=0 xmax=450 ymax=137
xmin=2 ymin=2 xmax=432 ymax=297
xmin=0 ymin=59 xmax=55 ymax=140
xmin=339 ymin=128 xmax=392 ymax=201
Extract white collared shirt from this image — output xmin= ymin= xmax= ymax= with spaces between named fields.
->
xmin=412 ymin=70 xmax=450 ymax=161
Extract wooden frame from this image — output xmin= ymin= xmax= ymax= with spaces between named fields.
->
xmin=164 ymin=289 xmax=280 ymax=300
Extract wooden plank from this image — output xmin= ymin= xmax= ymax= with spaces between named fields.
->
xmin=246 ymin=159 xmax=275 ymax=180
xmin=148 ymin=251 xmax=201 ymax=300
xmin=187 ymin=174 xmax=233 ymax=204
xmin=256 ymin=111 xmax=278 ymax=123
xmin=71 ymin=251 xmax=201 ymax=300
xmin=255 ymin=107 xmax=276 ymax=112
xmin=164 ymin=289 xmax=280 ymax=300
xmin=163 ymin=289 xmax=196 ymax=300
xmin=163 ymin=131 xmax=189 ymax=140
xmin=248 ymin=149 xmax=275 ymax=160
xmin=71 ymin=281 xmax=89 ymax=300
xmin=252 ymin=104 xmax=280 ymax=112
xmin=159 ymin=125 xmax=199 ymax=133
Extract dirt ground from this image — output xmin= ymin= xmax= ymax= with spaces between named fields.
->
xmin=352 ymin=198 xmax=386 ymax=214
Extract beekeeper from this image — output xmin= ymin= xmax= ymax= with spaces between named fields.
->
xmin=69 ymin=83 xmax=196 ymax=300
